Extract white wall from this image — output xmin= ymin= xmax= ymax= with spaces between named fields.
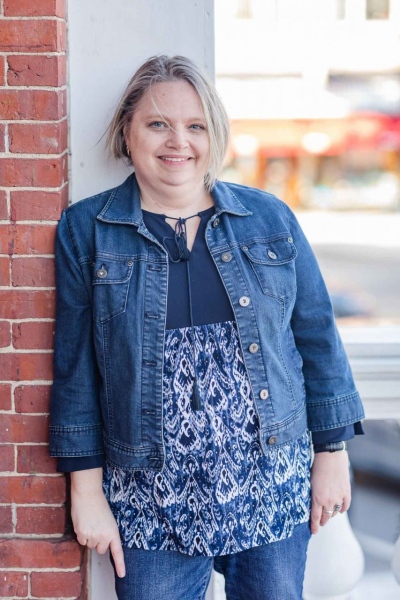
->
xmin=67 ymin=2 xmax=214 ymax=598
xmin=68 ymin=0 xmax=214 ymax=203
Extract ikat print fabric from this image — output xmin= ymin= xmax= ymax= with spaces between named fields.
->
xmin=103 ymin=321 xmax=311 ymax=557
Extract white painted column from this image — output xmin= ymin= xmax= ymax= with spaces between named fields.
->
xmin=67 ymin=2 xmax=214 ymax=598
xmin=67 ymin=0 xmax=214 ymax=203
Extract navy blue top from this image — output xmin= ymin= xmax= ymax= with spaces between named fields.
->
xmin=58 ymin=206 xmax=361 ymax=472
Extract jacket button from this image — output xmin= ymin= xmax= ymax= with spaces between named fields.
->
xmin=259 ymin=389 xmax=269 ymax=400
xmin=267 ymin=250 xmax=277 ymax=260
xmin=213 ymin=218 xmax=220 ymax=228
xmin=267 ymin=436 xmax=277 ymax=445
xmin=288 ymin=237 xmax=293 ymax=243
xmin=249 ymin=343 xmax=259 ymax=353
xmin=239 ymin=296 xmax=250 ymax=307
xmin=96 ymin=268 xmax=107 ymax=278
xmin=221 ymin=252 xmax=232 ymax=262
xmin=127 ymin=260 xmax=133 ymax=266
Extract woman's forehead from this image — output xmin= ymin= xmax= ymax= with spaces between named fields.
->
xmin=136 ymin=80 xmax=204 ymax=118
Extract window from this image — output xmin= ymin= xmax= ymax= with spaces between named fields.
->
xmin=235 ymin=0 xmax=253 ymax=19
xmin=366 ymin=0 xmax=389 ymax=19
xmin=336 ymin=0 xmax=346 ymax=19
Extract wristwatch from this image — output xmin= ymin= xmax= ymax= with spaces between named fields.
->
xmin=313 ymin=441 xmax=347 ymax=453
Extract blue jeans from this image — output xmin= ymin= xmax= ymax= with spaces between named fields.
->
xmin=111 ymin=522 xmax=311 ymax=600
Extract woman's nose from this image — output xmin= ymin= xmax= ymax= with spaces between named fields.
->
xmin=165 ymin=127 xmax=188 ymax=149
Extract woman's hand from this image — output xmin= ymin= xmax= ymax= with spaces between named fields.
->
xmin=70 ymin=468 xmax=126 ymax=578
xmin=310 ymin=450 xmax=351 ymax=535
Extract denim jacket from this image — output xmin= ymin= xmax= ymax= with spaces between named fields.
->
xmin=49 ymin=174 xmax=364 ymax=470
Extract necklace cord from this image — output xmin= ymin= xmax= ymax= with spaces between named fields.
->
xmin=159 ymin=211 xmax=203 ymax=410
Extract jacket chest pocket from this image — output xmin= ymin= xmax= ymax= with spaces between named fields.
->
xmin=241 ymin=234 xmax=297 ymax=299
xmin=92 ymin=258 xmax=134 ymax=323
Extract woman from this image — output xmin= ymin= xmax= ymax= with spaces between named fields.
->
xmin=50 ymin=55 xmax=365 ymax=600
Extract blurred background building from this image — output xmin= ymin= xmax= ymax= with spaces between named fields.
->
xmin=216 ymin=0 xmax=400 ymax=211
xmin=215 ymin=0 xmax=400 ymax=327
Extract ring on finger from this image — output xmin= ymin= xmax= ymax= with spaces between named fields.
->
xmin=322 ymin=509 xmax=334 ymax=515
xmin=333 ymin=503 xmax=343 ymax=512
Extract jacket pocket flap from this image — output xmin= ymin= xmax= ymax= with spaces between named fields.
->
xmin=241 ymin=235 xmax=297 ymax=265
xmin=92 ymin=258 xmax=134 ymax=284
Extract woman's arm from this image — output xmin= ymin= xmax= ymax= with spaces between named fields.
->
xmin=71 ymin=468 xmax=126 ymax=578
xmin=50 ymin=211 xmax=104 ymax=458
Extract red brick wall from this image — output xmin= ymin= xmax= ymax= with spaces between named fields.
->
xmin=0 ymin=1 xmax=88 ymax=598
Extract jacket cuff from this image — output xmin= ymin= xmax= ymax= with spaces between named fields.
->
xmin=49 ymin=423 xmax=104 ymax=458
xmin=307 ymin=391 xmax=365 ymax=432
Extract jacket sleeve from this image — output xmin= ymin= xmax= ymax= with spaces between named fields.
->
xmin=49 ymin=210 xmax=105 ymax=457
xmin=285 ymin=205 xmax=365 ymax=432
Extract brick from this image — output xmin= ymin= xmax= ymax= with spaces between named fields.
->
xmin=0 ymin=505 xmax=13 ymax=533
xmin=0 ymin=157 xmax=66 ymax=187
xmin=0 ymin=383 xmax=12 ymax=409
xmin=9 ymin=120 xmax=68 ymax=154
xmin=0 ymin=19 xmax=66 ymax=53
xmin=4 ymin=0 xmax=67 ymax=18
xmin=8 ymin=54 xmax=67 ymax=87
xmin=0 ymin=223 xmax=57 ymax=255
xmin=0 ymin=290 xmax=55 ymax=319
xmin=0 ymin=256 xmax=10 ymax=286
xmin=17 ymin=506 xmax=65 ymax=534
xmin=0 ymin=353 xmax=53 ymax=381
xmin=0 ymin=413 xmax=49 ymax=443
xmin=13 ymin=320 xmax=55 ymax=349
xmin=0 ymin=571 xmax=29 ymax=598
xmin=12 ymin=257 xmax=55 ymax=287
xmin=31 ymin=569 xmax=83 ymax=598
xmin=0 ymin=538 xmax=81 ymax=568
xmin=0 ymin=190 xmax=8 ymax=219
xmin=0 ymin=89 xmax=66 ymax=120
xmin=0 ymin=475 xmax=65 ymax=504
xmin=15 ymin=384 xmax=51 ymax=413
xmin=0 ymin=122 xmax=5 ymax=152
xmin=17 ymin=444 xmax=57 ymax=474
xmin=0 ymin=321 xmax=11 ymax=349
xmin=11 ymin=187 xmax=68 ymax=221
xmin=0 ymin=445 xmax=14 ymax=472
xmin=0 ymin=55 xmax=5 ymax=86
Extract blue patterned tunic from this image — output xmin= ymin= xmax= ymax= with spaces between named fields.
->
xmin=103 ymin=320 xmax=311 ymax=557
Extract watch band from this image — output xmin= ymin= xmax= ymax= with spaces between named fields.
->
xmin=313 ymin=440 xmax=347 ymax=453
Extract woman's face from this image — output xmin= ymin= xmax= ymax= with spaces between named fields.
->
xmin=126 ymin=80 xmax=210 ymax=196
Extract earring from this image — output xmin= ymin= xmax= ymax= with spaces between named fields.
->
xmin=126 ymin=146 xmax=131 ymax=157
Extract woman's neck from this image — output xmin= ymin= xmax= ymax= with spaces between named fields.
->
xmin=137 ymin=179 xmax=213 ymax=218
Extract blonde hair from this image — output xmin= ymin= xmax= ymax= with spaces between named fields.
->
xmin=106 ymin=55 xmax=229 ymax=191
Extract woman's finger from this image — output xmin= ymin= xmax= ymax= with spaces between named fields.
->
xmin=76 ymin=535 xmax=88 ymax=546
xmin=310 ymin=503 xmax=323 ymax=534
xmin=341 ymin=494 xmax=351 ymax=512
xmin=110 ymin=536 xmax=126 ymax=578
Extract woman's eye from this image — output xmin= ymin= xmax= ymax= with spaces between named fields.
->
xmin=190 ymin=124 xmax=205 ymax=131
xmin=150 ymin=121 xmax=166 ymax=129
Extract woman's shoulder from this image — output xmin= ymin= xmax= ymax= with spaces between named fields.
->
xmin=63 ymin=184 xmax=121 ymax=220
xmin=216 ymin=179 xmax=290 ymax=214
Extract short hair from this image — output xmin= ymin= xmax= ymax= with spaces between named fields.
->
xmin=106 ymin=55 xmax=230 ymax=191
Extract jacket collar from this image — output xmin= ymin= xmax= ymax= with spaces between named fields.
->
xmin=96 ymin=173 xmax=251 ymax=225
